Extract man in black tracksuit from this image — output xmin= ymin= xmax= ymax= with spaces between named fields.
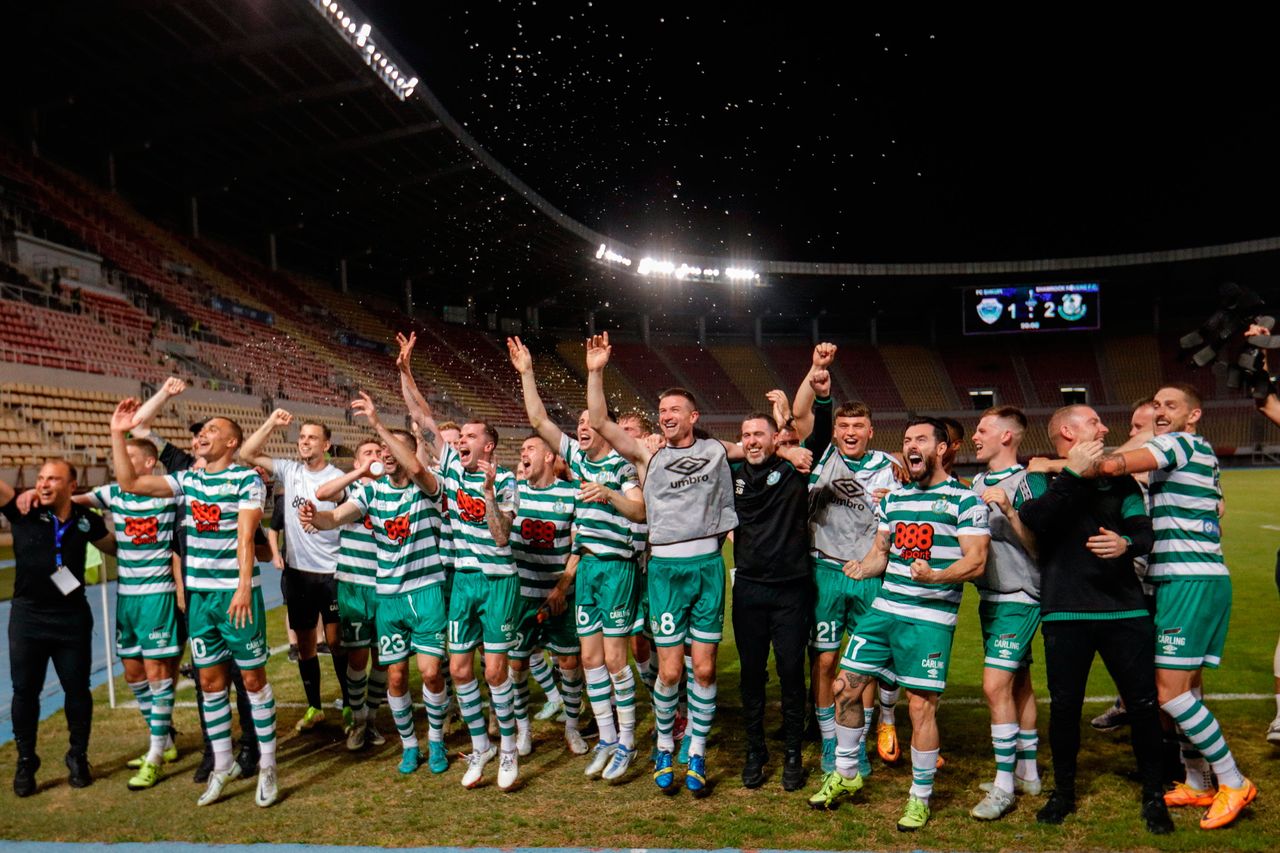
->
xmin=731 ymin=404 xmax=828 ymax=791
xmin=1014 ymin=405 xmax=1173 ymax=834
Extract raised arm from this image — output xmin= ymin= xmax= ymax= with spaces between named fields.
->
xmin=794 ymin=342 xmax=836 ymax=438
xmin=585 ymin=332 xmax=648 ymax=466
xmin=110 ymin=399 xmax=175 ymax=497
xmin=478 ymin=460 xmax=514 ymax=546
xmin=352 ymin=391 xmax=439 ymax=495
xmin=315 ymin=459 xmax=374 ymax=503
xmin=508 ymin=335 xmax=566 ymax=450
xmin=128 ymin=376 xmax=186 ymax=439
xmin=395 ymin=332 xmax=445 ymax=459
xmin=238 ymin=408 xmax=291 ymax=474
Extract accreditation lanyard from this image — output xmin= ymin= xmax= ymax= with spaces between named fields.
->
xmin=49 ymin=511 xmax=73 ymax=569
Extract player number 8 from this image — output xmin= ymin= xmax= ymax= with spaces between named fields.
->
xmin=658 ymin=612 xmax=676 ymax=635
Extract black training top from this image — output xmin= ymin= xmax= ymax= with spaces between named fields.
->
xmin=2 ymin=497 xmax=108 ymax=608
xmin=1015 ymin=469 xmax=1153 ymax=619
xmin=730 ymin=454 xmax=809 ymax=583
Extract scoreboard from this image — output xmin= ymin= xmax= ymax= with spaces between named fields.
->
xmin=963 ymin=282 xmax=1100 ymax=335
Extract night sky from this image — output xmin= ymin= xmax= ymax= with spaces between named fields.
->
xmin=355 ymin=4 xmax=1280 ymax=264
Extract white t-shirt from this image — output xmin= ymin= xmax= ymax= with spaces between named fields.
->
xmin=274 ymin=457 xmax=342 ymax=574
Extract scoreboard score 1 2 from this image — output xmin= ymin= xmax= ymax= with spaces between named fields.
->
xmin=963 ymin=282 xmax=1101 ymax=335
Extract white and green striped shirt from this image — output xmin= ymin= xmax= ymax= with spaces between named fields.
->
xmin=349 ymin=476 xmax=445 ymax=595
xmin=511 ymin=479 xmax=577 ymax=599
xmin=336 ymin=480 xmax=379 ymax=587
xmin=1145 ymin=431 xmax=1227 ymax=580
xmin=437 ymin=445 xmax=517 ymax=577
xmin=558 ymin=434 xmax=640 ymax=559
xmin=87 ymin=484 xmax=178 ymax=596
xmin=164 ymin=465 xmax=265 ymax=592
xmin=874 ymin=477 xmax=989 ymax=628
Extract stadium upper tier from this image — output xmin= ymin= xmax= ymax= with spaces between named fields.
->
xmin=3 ymin=143 xmax=1279 ymax=474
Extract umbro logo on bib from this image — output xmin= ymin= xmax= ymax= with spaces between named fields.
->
xmin=665 ymin=456 xmax=710 ymax=476
xmin=831 ymin=479 xmax=865 ymax=500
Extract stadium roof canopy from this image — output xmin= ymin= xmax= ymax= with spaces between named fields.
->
xmin=6 ymin=1 xmax=1280 ymax=321
xmin=7 ymin=0 xmax=619 ymax=305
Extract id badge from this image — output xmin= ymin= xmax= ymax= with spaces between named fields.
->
xmin=51 ymin=565 xmax=82 ymax=596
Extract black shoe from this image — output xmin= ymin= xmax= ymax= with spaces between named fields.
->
xmin=65 ymin=752 xmax=93 ymax=788
xmin=193 ymin=749 xmax=214 ymax=784
xmin=1142 ymin=794 xmax=1175 ymax=835
xmin=234 ymin=746 xmax=260 ymax=779
xmin=179 ymin=662 xmax=195 ymax=680
xmin=782 ymin=749 xmax=807 ymax=792
xmin=742 ymin=748 xmax=768 ymax=789
xmin=317 ymin=641 xmax=332 ymax=655
xmin=287 ymin=644 xmax=300 ymax=663
xmin=13 ymin=756 xmax=39 ymax=797
xmin=1036 ymin=789 xmax=1076 ymax=824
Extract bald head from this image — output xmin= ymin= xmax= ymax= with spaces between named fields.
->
xmin=1047 ymin=405 xmax=1108 ymax=455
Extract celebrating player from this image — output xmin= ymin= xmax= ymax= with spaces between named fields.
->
xmin=968 ymin=407 xmax=1042 ymax=819
xmin=586 ymin=332 xmax=739 ymax=796
xmin=110 ymin=400 xmax=280 ymax=808
xmin=807 ymin=400 xmax=904 ymax=778
xmin=507 ymin=435 xmax=586 ymax=756
xmin=239 ymin=410 xmax=347 ymax=734
xmin=313 ymin=438 xmax=392 ymax=750
xmin=303 ymin=395 xmax=450 ymax=775
xmin=1081 ymin=385 xmax=1256 ymax=829
xmin=809 ymin=418 xmax=989 ymax=832
xmin=509 ymin=336 xmax=645 ymax=780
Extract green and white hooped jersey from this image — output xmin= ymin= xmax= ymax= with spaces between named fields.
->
xmin=1145 ymin=431 xmax=1227 ymax=580
xmin=874 ymin=477 xmax=989 ymax=628
xmin=336 ymin=479 xmax=379 ymax=587
xmin=349 ymin=476 xmax=445 ymax=595
xmin=808 ymin=447 xmax=901 ymax=567
xmin=437 ymin=445 xmax=517 ymax=576
xmin=87 ymin=484 xmax=178 ymax=595
xmin=164 ymin=465 xmax=265 ymax=592
xmin=558 ymin=434 xmax=640 ymax=559
xmin=511 ymin=479 xmax=577 ymax=599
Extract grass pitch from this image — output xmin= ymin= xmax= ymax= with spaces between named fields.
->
xmin=3 ymin=470 xmax=1280 ymax=851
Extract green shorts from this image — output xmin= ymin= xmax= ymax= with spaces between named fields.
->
xmin=839 ymin=608 xmax=955 ymax=693
xmin=116 ymin=592 xmax=181 ymax=660
xmin=337 ymin=580 xmax=379 ymax=650
xmin=510 ymin=595 xmax=580 ymax=659
xmin=187 ymin=587 xmax=269 ymax=670
xmin=575 ymin=554 xmax=639 ymax=638
xmin=448 ymin=572 xmax=519 ymax=655
xmin=1153 ymin=577 xmax=1232 ymax=670
xmin=978 ymin=599 xmax=1041 ymax=672
xmin=646 ymin=553 xmax=726 ymax=648
xmin=376 ymin=585 xmax=447 ymax=663
xmin=634 ymin=571 xmax=652 ymax=638
xmin=811 ymin=556 xmax=882 ymax=652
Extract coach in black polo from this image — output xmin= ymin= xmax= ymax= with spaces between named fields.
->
xmin=2 ymin=459 xmax=116 ymax=796
xmin=730 ymin=411 xmax=816 ymax=791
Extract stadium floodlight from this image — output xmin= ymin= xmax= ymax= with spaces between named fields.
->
xmin=724 ymin=267 xmax=759 ymax=281
xmin=308 ymin=0 xmax=421 ymax=102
